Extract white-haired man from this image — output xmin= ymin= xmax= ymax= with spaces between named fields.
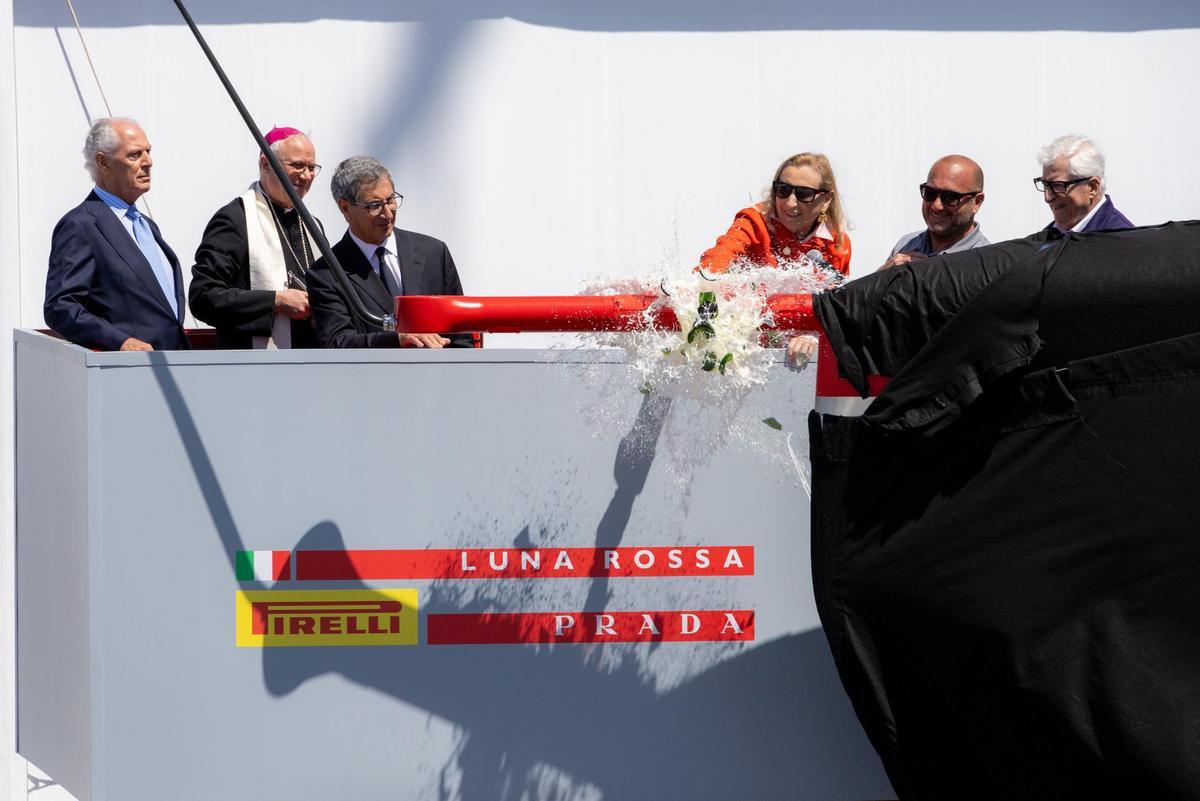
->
xmin=189 ymin=126 xmax=321 ymax=349
xmin=44 ymin=117 xmax=187 ymax=351
xmin=1035 ymin=134 xmax=1133 ymax=235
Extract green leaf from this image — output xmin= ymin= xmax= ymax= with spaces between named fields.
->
xmin=762 ymin=417 xmax=783 ymax=430
xmin=718 ymin=353 xmax=733 ymax=375
xmin=698 ymin=291 xmax=716 ymax=305
xmin=687 ymin=322 xmax=714 ymax=344
xmin=702 ymin=351 xmax=718 ymax=371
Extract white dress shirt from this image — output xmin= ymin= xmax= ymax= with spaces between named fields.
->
xmin=1054 ymin=195 xmax=1109 ymax=234
xmin=347 ymin=230 xmax=403 ymax=294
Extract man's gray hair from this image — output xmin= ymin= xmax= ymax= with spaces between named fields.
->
xmin=83 ymin=117 xmax=138 ymax=181
xmin=330 ymin=156 xmax=393 ymax=203
xmin=1038 ymin=134 xmax=1107 ymax=191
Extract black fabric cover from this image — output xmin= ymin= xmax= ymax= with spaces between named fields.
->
xmin=817 ymin=222 xmax=1200 ymax=435
xmin=810 ymin=222 xmax=1200 ymax=799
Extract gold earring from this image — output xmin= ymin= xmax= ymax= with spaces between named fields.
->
xmin=817 ymin=208 xmax=828 ymax=224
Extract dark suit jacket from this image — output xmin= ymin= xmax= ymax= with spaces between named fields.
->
xmin=1080 ymin=195 xmax=1134 ymax=232
xmin=188 ymin=196 xmax=320 ymax=350
xmin=307 ymin=229 xmax=472 ymax=348
xmin=44 ymin=191 xmax=188 ymax=350
xmin=1043 ymin=194 xmax=1134 ymax=237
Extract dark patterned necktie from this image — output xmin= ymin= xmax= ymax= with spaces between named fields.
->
xmin=374 ymin=246 xmax=394 ymax=295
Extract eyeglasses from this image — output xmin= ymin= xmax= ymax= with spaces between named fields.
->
xmin=773 ymin=181 xmax=829 ymax=203
xmin=281 ymin=160 xmax=322 ymax=176
xmin=1033 ymin=177 xmax=1090 ymax=196
xmin=352 ymin=193 xmax=403 ymax=215
xmin=919 ymin=184 xmax=980 ymax=207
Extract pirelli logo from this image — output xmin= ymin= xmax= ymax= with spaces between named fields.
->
xmin=235 ymin=589 xmax=418 ymax=647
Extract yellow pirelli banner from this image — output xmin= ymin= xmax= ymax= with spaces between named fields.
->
xmin=236 ymin=589 xmax=419 ymax=647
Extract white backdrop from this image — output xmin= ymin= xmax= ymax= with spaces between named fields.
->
xmin=4 ymin=1 xmax=1200 ymax=796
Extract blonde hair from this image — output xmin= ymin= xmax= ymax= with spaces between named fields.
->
xmin=760 ymin=152 xmax=847 ymax=235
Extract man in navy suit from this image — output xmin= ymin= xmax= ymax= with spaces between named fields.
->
xmin=307 ymin=155 xmax=470 ymax=349
xmin=1036 ymin=134 xmax=1134 ymax=236
xmin=44 ymin=118 xmax=188 ymax=351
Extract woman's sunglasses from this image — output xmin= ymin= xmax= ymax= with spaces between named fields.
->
xmin=773 ymin=181 xmax=829 ymax=203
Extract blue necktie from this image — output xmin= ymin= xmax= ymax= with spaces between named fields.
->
xmin=126 ymin=207 xmax=178 ymax=317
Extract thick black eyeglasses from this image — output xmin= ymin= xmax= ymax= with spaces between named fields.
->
xmin=352 ymin=193 xmax=403 ymax=215
xmin=919 ymin=184 xmax=980 ymax=207
xmin=773 ymin=181 xmax=828 ymax=203
xmin=1033 ymin=177 xmax=1090 ymax=196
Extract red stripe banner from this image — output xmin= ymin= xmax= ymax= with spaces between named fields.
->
xmin=295 ymin=546 xmax=753 ymax=580
xmin=427 ymin=610 xmax=755 ymax=644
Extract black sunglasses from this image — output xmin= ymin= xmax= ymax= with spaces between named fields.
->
xmin=1033 ymin=177 xmax=1091 ymax=196
xmin=919 ymin=183 xmax=980 ymax=207
xmin=773 ymin=181 xmax=828 ymax=203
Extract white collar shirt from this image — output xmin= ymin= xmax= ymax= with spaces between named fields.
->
xmin=348 ymin=230 xmax=402 ymax=295
xmin=1054 ymin=194 xmax=1109 ymax=234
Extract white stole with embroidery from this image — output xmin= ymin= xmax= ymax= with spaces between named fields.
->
xmin=240 ymin=182 xmax=317 ymax=349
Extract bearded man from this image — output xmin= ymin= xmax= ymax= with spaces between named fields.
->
xmin=880 ymin=154 xmax=989 ymax=270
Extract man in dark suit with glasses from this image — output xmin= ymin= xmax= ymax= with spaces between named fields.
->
xmin=1035 ymin=134 xmax=1133 ymax=237
xmin=307 ymin=155 xmax=471 ymax=349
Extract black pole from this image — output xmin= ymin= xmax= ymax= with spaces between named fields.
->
xmin=171 ymin=0 xmax=392 ymax=332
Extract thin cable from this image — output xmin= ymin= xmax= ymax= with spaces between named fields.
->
xmin=64 ymin=0 xmax=111 ymax=117
xmin=63 ymin=0 xmax=154 ymax=217
xmin=9 ymin=16 xmax=25 ymax=326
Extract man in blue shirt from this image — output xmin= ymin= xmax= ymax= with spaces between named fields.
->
xmin=880 ymin=155 xmax=989 ymax=271
xmin=44 ymin=117 xmax=187 ymax=351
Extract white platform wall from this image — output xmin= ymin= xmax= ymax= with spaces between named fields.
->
xmin=4 ymin=1 xmax=1200 ymax=797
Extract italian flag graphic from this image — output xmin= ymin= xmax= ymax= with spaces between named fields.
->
xmin=236 ymin=550 xmax=291 ymax=582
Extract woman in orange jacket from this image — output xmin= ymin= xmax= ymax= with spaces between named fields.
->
xmin=699 ymin=152 xmax=851 ymax=365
